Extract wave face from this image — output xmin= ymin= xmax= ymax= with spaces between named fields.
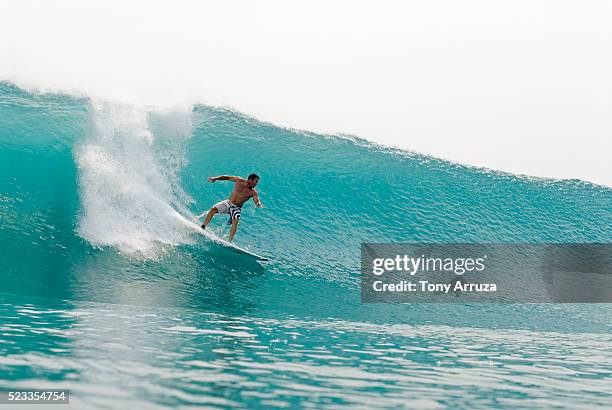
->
xmin=1 ymin=82 xmax=612 ymax=407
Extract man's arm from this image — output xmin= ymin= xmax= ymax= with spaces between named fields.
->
xmin=252 ymin=189 xmax=263 ymax=208
xmin=208 ymin=175 xmax=244 ymax=183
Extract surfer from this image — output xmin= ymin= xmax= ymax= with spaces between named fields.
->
xmin=201 ymin=173 xmax=263 ymax=242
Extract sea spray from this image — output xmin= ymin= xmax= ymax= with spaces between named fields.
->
xmin=75 ymin=100 xmax=195 ymax=257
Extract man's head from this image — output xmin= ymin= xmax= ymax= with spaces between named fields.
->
xmin=247 ymin=173 xmax=260 ymax=188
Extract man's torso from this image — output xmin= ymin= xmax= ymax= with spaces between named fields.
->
xmin=228 ymin=180 xmax=254 ymax=207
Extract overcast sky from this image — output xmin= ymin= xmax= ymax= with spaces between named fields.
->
xmin=1 ymin=0 xmax=610 ymax=186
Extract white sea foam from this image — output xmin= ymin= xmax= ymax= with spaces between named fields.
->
xmin=75 ymin=101 xmax=195 ymax=257
xmin=1 ymin=0 xmax=610 ymax=186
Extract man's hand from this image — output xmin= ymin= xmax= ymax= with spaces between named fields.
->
xmin=252 ymin=190 xmax=263 ymax=208
xmin=208 ymin=177 xmax=216 ymax=183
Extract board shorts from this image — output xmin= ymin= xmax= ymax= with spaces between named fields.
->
xmin=213 ymin=199 xmax=242 ymax=224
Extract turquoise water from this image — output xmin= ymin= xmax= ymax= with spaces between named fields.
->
xmin=1 ymin=82 xmax=611 ymax=408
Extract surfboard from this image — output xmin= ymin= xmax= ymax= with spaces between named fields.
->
xmin=174 ymin=212 xmax=270 ymax=262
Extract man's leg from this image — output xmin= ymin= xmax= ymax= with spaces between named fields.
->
xmin=202 ymin=207 xmax=218 ymax=228
xmin=228 ymin=218 xmax=239 ymax=242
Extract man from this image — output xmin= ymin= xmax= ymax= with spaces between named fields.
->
xmin=201 ymin=173 xmax=263 ymax=242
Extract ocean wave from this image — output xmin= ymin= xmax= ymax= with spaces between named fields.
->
xmin=1 ymin=81 xmax=611 ymax=327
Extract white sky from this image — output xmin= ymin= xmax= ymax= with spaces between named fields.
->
xmin=1 ymin=0 xmax=610 ymax=186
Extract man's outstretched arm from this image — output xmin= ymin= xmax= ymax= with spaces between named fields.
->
xmin=208 ymin=175 xmax=243 ymax=183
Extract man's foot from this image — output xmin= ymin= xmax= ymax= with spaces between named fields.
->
xmin=201 ymin=224 xmax=206 ymax=230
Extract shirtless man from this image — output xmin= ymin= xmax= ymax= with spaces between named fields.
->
xmin=201 ymin=173 xmax=263 ymax=242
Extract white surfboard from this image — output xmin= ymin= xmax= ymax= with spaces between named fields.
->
xmin=172 ymin=211 xmax=270 ymax=261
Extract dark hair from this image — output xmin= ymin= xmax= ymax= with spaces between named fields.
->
xmin=248 ymin=173 xmax=260 ymax=180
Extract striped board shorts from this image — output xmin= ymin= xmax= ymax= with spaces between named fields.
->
xmin=213 ymin=199 xmax=242 ymax=223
